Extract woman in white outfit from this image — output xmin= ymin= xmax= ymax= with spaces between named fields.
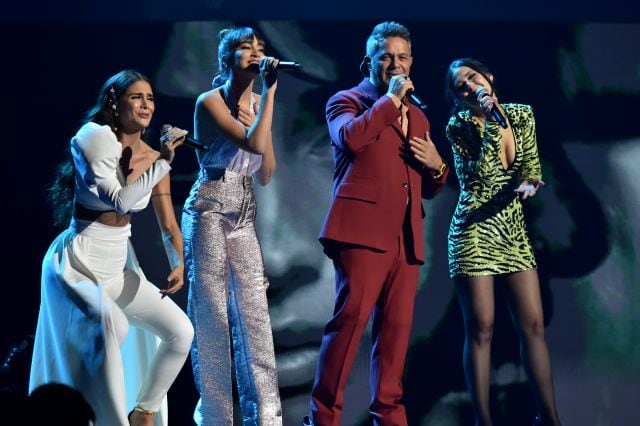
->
xmin=29 ymin=70 xmax=194 ymax=426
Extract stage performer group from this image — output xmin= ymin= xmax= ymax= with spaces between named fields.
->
xmin=28 ymin=19 xmax=562 ymax=426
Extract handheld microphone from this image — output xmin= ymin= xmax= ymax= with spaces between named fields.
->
xmin=406 ymin=89 xmax=428 ymax=111
xmin=161 ymin=125 xmax=209 ymax=151
xmin=249 ymin=61 xmax=303 ymax=72
xmin=475 ymin=87 xmax=507 ymax=129
xmin=276 ymin=61 xmax=303 ymax=71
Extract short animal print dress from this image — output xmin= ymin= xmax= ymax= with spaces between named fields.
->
xmin=446 ymin=103 xmax=541 ymax=278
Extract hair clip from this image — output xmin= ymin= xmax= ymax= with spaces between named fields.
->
xmin=108 ymin=86 xmax=119 ymax=117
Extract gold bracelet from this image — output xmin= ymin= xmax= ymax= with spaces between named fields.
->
xmin=150 ymin=192 xmax=171 ymax=198
xmin=432 ymin=162 xmax=447 ymax=179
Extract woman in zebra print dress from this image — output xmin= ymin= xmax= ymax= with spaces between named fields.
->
xmin=445 ymin=58 xmax=561 ymax=426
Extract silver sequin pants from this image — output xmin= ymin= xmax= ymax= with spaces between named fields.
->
xmin=182 ymin=169 xmax=282 ymax=426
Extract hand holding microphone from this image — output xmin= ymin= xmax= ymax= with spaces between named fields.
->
xmin=387 ymin=75 xmax=428 ymax=111
xmin=475 ymin=87 xmax=508 ymax=128
xmin=258 ymin=56 xmax=280 ymax=89
xmin=387 ymin=74 xmax=414 ymax=100
xmin=161 ymin=124 xmax=209 ymax=152
xmin=158 ymin=125 xmax=188 ymax=163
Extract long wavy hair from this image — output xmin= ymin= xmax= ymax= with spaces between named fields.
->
xmin=211 ymin=27 xmax=264 ymax=89
xmin=49 ymin=70 xmax=151 ymax=228
xmin=445 ymin=57 xmax=496 ymax=114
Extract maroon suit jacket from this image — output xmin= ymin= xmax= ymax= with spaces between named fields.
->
xmin=319 ymin=78 xmax=448 ymax=264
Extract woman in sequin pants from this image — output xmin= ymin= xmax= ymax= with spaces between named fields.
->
xmin=181 ymin=27 xmax=282 ymax=426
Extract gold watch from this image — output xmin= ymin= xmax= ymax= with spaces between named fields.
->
xmin=432 ymin=162 xmax=447 ymax=179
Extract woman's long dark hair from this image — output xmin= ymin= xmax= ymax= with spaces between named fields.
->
xmin=49 ymin=70 xmax=151 ymax=228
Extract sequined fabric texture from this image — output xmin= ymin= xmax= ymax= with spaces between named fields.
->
xmin=446 ymin=104 xmax=540 ymax=277
xmin=182 ymin=168 xmax=282 ymax=426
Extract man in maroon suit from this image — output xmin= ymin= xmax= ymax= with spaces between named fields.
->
xmin=303 ymin=22 xmax=449 ymax=426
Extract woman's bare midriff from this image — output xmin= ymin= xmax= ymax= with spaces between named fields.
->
xmin=92 ymin=211 xmax=132 ymax=226
xmin=74 ymin=204 xmax=132 ymax=227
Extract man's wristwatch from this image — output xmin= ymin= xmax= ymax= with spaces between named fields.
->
xmin=432 ymin=161 xmax=447 ymax=179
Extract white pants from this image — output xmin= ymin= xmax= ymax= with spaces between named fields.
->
xmin=30 ymin=220 xmax=194 ymax=426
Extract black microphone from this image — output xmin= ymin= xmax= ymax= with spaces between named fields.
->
xmin=475 ymin=87 xmax=507 ymax=129
xmin=161 ymin=124 xmax=209 ymax=151
xmin=276 ymin=61 xmax=303 ymax=71
xmin=248 ymin=61 xmax=303 ymax=72
xmin=406 ymin=89 xmax=427 ymax=111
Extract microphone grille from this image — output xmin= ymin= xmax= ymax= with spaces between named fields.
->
xmin=161 ymin=124 xmax=172 ymax=134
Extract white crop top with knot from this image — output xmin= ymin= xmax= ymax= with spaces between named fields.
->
xmin=71 ymin=122 xmax=171 ymax=214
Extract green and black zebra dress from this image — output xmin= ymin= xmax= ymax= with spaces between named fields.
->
xmin=446 ymin=103 xmax=541 ymax=278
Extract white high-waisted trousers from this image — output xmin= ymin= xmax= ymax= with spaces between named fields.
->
xmin=29 ymin=219 xmax=194 ymax=426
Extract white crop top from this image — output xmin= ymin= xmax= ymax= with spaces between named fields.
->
xmin=71 ymin=122 xmax=171 ymax=214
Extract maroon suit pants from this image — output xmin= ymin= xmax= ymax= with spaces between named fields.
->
xmin=310 ymin=229 xmax=419 ymax=426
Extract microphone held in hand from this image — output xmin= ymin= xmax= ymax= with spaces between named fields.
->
xmin=161 ymin=124 xmax=209 ymax=151
xmin=475 ymin=87 xmax=507 ymax=128
xmin=248 ymin=61 xmax=303 ymax=72
xmin=276 ymin=61 xmax=303 ymax=71
xmin=406 ymin=89 xmax=428 ymax=111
